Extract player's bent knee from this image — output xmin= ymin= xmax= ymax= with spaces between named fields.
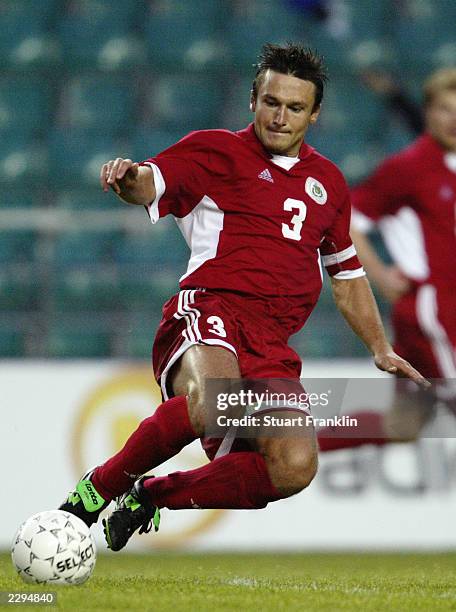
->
xmin=264 ymin=442 xmax=318 ymax=498
xmin=184 ymin=388 xmax=205 ymax=437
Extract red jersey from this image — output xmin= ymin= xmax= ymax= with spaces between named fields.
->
xmin=351 ymin=133 xmax=456 ymax=290
xmin=141 ymin=124 xmax=363 ymax=333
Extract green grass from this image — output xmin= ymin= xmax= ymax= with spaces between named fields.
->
xmin=2 ymin=552 xmax=456 ymax=611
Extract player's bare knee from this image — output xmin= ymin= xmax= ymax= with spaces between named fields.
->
xmin=185 ymin=382 xmax=207 ymax=436
xmin=264 ymin=442 xmax=318 ymax=497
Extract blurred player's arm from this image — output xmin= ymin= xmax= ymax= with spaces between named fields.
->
xmin=100 ymin=158 xmax=155 ymax=205
xmin=330 ymin=275 xmax=429 ymax=388
xmin=350 ymin=225 xmax=411 ymax=303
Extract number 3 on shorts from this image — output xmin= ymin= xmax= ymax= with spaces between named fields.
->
xmin=282 ymin=198 xmax=307 ymax=241
xmin=207 ymin=315 xmax=227 ymax=337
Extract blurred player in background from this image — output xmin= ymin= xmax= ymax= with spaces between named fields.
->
xmin=58 ymin=43 xmax=427 ymax=551
xmin=319 ymin=68 xmax=456 ymax=452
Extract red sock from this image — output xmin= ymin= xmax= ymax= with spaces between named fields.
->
xmin=318 ymin=411 xmax=388 ymax=452
xmin=92 ymin=396 xmax=196 ymax=499
xmin=142 ymin=451 xmax=282 ymax=509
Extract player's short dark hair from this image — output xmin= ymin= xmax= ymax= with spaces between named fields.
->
xmin=252 ymin=43 xmax=328 ymax=111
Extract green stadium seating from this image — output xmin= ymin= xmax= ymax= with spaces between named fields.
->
xmin=61 ymin=75 xmax=137 ymax=130
xmin=222 ymin=75 xmax=256 ymax=132
xmin=0 ymin=231 xmax=38 ymax=264
xmin=53 ymin=230 xmax=122 ymax=268
xmin=226 ymin=0 xmax=297 ymax=67
xmin=52 ymin=269 xmax=121 ymax=312
xmin=113 ymin=224 xmax=189 ymax=269
xmin=292 ymin=310 xmax=369 ymax=358
xmin=46 ymin=322 xmax=112 ymax=358
xmin=2 ymin=189 xmax=43 ymax=208
xmin=0 ymin=133 xmax=48 ymax=186
xmin=123 ymin=312 xmax=161 ymax=359
xmin=143 ymin=74 xmax=224 ymax=130
xmin=118 ymin=266 xmax=178 ymax=313
xmin=58 ymin=0 xmax=144 ymax=69
xmin=132 ymin=129 xmax=187 ymax=161
xmin=48 ymin=129 xmax=132 ymax=187
xmin=394 ymin=2 xmax=456 ymax=77
xmin=144 ymin=0 xmax=229 ymax=70
xmin=0 ymin=327 xmax=25 ymax=357
xmin=0 ymin=77 xmax=55 ymax=137
xmin=0 ymin=269 xmax=40 ymax=311
xmin=0 ymin=0 xmax=61 ymax=70
xmin=54 ymin=188 xmax=119 ymax=211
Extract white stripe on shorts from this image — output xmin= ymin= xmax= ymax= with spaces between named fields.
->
xmin=416 ymin=284 xmax=456 ymax=378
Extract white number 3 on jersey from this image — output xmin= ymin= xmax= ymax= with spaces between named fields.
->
xmin=207 ymin=315 xmax=227 ymax=337
xmin=282 ymin=198 xmax=307 ymax=241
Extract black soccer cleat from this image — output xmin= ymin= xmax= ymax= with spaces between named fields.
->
xmin=102 ymin=477 xmax=160 ymax=552
xmin=59 ymin=470 xmax=110 ymax=527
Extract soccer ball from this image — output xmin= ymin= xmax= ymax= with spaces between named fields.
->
xmin=11 ymin=510 xmax=96 ymax=585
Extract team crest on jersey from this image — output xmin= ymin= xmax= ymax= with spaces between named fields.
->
xmin=305 ymin=177 xmax=327 ymax=205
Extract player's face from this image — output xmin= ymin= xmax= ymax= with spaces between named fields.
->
xmin=426 ymin=89 xmax=456 ymax=151
xmin=251 ymin=70 xmax=320 ymax=157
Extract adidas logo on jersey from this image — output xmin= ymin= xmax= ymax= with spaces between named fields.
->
xmin=258 ymin=168 xmax=274 ymax=183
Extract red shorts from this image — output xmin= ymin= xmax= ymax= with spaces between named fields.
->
xmin=152 ymin=288 xmax=303 ymax=398
xmin=392 ymin=284 xmax=456 ymax=388
xmin=152 ymin=289 xmax=306 ymax=460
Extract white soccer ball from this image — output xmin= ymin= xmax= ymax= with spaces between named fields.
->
xmin=11 ymin=510 xmax=96 ymax=585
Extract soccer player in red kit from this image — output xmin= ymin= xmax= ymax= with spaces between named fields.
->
xmin=318 ymin=68 xmax=456 ymax=452
xmin=59 ymin=44 xmax=427 ymax=551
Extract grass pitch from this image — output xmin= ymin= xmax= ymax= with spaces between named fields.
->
xmin=1 ymin=551 xmax=456 ymax=611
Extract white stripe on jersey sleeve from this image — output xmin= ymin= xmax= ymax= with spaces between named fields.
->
xmin=321 ymin=244 xmax=357 ymax=267
xmin=143 ymin=162 xmax=166 ymax=224
xmin=332 ymin=268 xmax=366 ymax=280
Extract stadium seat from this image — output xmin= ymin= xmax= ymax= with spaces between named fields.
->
xmin=319 ymin=75 xmax=385 ymax=140
xmin=53 ymin=230 xmax=122 ymax=268
xmin=118 ymin=266 xmax=178 ymax=313
xmin=0 ymin=77 xmax=55 ymax=138
xmin=393 ymin=2 xmax=456 ymax=77
xmin=58 ymin=0 xmax=145 ymax=69
xmin=46 ymin=321 xmax=112 ymax=358
xmin=306 ymin=130 xmax=382 ymax=183
xmin=292 ymin=310 xmax=369 ymax=358
xmin=48 ymin=129 xmax=132 ymax=187
xmin=59 ymin=75 xmax=137 ymax=131
xmin=2 ymin=189 xmax=43 ymax=208
xmin=0 ymin=132 xmax=49 ymax=186
xmin=114 ymin=223 xmax=189 ymax=269
xmin=0 ymin=269 xmax=40 ymax=311
xmin=143 ymin=73 xmax=224 ymax=130
xmin=52 ymin=269 xmax=121 ymax=312
xmin=0 ymin=327 xmax=25 ymax=357
xmin=346 ymin=1 xmax=393 ymax=38
xmin=226 ymin=0 xmax=297 ymax=67
xmin=132 ymin=129 xmax=187 ymax=161
xmin=54 ymin=188 xmax=119 ymax=211
xmin=144 ymin=0 xmax=229 ymax=70
xmin=222 ymin=75 xmax=256 ymax=132
xmin=123 ymin=312 xmax=162 ymax=359
xmin=0 ymin=230 xmax=38 ymax=264
xmin=0 ymin=0 xmax=61 ymax=70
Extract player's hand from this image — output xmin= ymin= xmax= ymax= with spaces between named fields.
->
xmin=375 ymin=266 xmax=411 ymax=303
xmin=100 ymin=158 xmax=139 ymax=195
xmin=374 ymin=350 xmax=431 ymax=389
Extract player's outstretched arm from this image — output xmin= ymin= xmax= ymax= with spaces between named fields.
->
xmin=100 ymin=158 xmax=156 ymax=205
xmin=330 ymin=275 xmax=430 ymax=389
